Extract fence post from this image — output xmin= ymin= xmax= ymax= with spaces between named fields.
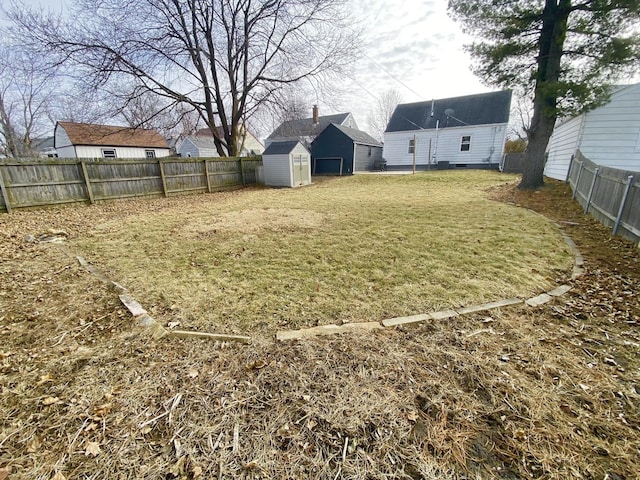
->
xmin=239 ymin=158 xmax=245 ymax=185
xmin=158 ymin=160 xmax=168 ymax=196
xmin=572 ymin=161 xmax=584 ymax=200
xmin=204 ymin=159 xmax=211 ymax=193
xmin=0 ymin=165 xmax=11 ymax=213
xmin=613 ymin=175 xmax=634 ymax=236
xmin=584 ymin=167 xmax=600 ymax=214
xmin=565 ymin=154 xmax=575 ymax=183
xmin=79 ymin=161 xmax=95 ymax=204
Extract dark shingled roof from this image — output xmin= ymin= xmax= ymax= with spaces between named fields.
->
xmin=385 ymin=90 xmax=512 ymax=133
xmin=263 ymin=140 xmax=307 ymax=155
xmin=328 ymin=123 xmax=381 ymax=146
xmin=267 ymin=113 xmax=351 ymax=139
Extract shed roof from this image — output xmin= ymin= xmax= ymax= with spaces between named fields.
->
xmin=263 ymin=140 xmax=307 ymax=155
xmin=267 ymin=113 xmax=351 ymax=140
xmin=57 ymin=121 xmax=169 ymax=148
xmin=327 ymin=123 xmax=381 ymax=146
xmin=385 ymin=90 xmax=512 ymax=132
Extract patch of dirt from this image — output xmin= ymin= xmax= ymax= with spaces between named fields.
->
xmin=178 ymin=207 xmax=326 ymax=238
xmin=1 ymin=179 xmax=639 ymax=479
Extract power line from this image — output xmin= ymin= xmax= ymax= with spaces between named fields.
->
xmin=363 ymin=53 xmax=424 ymax=99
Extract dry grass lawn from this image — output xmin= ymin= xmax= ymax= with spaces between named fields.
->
xmin=73 ymin=172 xmax=572 ymax=334
xmin=1 ymin=173 xmax=638 ymax=480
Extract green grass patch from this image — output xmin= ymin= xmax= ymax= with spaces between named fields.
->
xmin=73 ymin=171 xmax=573 ymax=333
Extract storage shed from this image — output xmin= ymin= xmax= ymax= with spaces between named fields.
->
xmin=262 ymin=140 xmax=311 ymax=187
xmin=311 ymin=123 xmax=383 ymax=174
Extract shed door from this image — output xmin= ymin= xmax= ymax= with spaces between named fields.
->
xmin=293 ymin=154 xmax=308 ymax=185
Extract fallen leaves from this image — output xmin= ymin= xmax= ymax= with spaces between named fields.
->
xmin=42 ymin=396 xmax=61 ymax=406
xmin=84 ymin=441 xmax=102 ymax=457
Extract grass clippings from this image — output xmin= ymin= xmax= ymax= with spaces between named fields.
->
xmin=0 ymin=173 xmax=638 ymax=479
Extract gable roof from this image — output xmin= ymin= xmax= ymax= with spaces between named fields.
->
xmin=56 ymin=121 xmax=169 ymax=149
xmin=327 ymin=123 xmax=382 ymax=146
xmin=184 ymin=136 xmax=219 ymax=150
xmin=268 ymin=113 xmax=351 ymax=140
xmin=385 ymin=90 xmax=512 ymax=133
xmin=263 ymin=140 xmax=307 ymax=155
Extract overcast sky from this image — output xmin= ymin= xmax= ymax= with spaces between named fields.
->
xmin=30 ymin=0 xmax=488 ymax=135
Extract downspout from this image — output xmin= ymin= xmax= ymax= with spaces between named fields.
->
xmin=433 ymin=120 xmax=440 ymax=164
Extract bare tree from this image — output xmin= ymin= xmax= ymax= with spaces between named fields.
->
xmin=9 ymin=0 xmax=360 ymax=156
xmin=367 ymin=88 xmax=403 ymax=141
xmin=0 ymin=46 xmax=56 ymax=157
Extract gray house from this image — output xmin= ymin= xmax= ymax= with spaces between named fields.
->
xmin=311 ymin=123 xmax=383 ymax=174
xmin=262 ymin=140 xmax=311 ymax=188
xmin=266 ymin=105 xmax=358 ymax=148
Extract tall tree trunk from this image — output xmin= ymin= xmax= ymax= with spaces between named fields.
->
xmin=520 ymin=0 xmax=570 ymax=189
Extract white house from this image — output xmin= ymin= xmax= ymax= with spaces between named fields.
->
xmin=262 ymin=140 xmax=311 ymax=187
xmin=383 ymin=91 xmax=512 ymax=170
xmin=544 ymin=83 xmax=640 ymax=180
xmin=177 ymin=127 xmax=264 ymax=158
xmin=266 ymin=105 xmax=358 ymax=148
xmin=54 ymin=121 xmax=170 ymax=159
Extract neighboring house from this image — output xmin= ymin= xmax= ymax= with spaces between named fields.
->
xmin=34 ymin=137 xmax=58 ymax=158
xmin=266 ymin=105 xmax=358 ymax=148
xmin=311 ymin=123 xmax=383 ymax=174
xmin=545 ymin=83 xmax=640 ymax=180
xmin=262 ymin=140 xmax=311 ymax=187
xmin=177 ymin=126 xmax=264 ymax=158
xmin=54 ymin=121 xmax=170 ymax=159
xmin=383 ymin=90 xmax=512 ymax=170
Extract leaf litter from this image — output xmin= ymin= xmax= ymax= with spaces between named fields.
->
xmin=0 ymin=177 xmax=638 ymax=479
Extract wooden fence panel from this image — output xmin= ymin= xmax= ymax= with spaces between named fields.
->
xmin=207 ymin=159 xmax=244 ymax=190
xmin=85 ymin=160 xmax=164 ymax=201
xmin=0 ymin=159 xmax=86 ymax=208
xmin=0 ymin=156 xmax=262 ymax=213
xmin=163 ymin=160 xmax=207 ymax=194
xmin=569 ymin=151 xmax=640 ymax=243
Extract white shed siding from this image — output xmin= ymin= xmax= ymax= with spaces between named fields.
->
xmin=544 ymin=115 xmax=584 ymax=180
xmin=56 ymin=145 xmax=76 ymax=158
xmin=263 ymin=154 xmax=293 ymax=186
xmin=72 ymin=146 xmax=170 ymax=159
xmin=383 ymin=124 xmax=507 ymax=167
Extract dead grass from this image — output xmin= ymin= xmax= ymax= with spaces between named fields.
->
xmin=1 ymin=174 xmax=638 ymax=479
xmin=72 ymin=171 xmax=572 ymax=334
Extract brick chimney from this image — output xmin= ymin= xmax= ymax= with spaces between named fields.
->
xmin=312 ymin=105 xmax=319 ymax=125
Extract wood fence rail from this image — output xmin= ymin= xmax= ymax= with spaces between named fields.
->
xmin=0 ymin=157 xmax=262 ymax=213
xmin=567 ymin=150 xmax=640 ymax=244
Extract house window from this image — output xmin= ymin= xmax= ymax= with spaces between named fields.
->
xmin=460 ymin=136 xmax=471 ymax=152
xmin=102 ymin=148 xmax=117 ymax=158
xmin=408 ymin=139 xmax=415 ymax=154
xmin=145 ymin=149 xmax=156 ymax=158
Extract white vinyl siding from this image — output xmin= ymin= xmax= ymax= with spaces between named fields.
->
xmin=383 ymin=124 xmax=507 ymax=167
xmin=544 ymin=115 xmax=583 ymax=180
xmin=72 ymin=145 xmax=170 ymax=159
xmin=545 ymin=83 xmax=640 ymax=178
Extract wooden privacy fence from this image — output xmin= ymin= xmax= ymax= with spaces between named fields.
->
xmin=0 ymin=157 xmax=262 ymax=213
xmin=567 ymin=150 xmax=640 ymax=244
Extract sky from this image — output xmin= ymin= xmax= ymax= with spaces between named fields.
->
xmin=29 ymin=0 xmax=489 ymax=136
xmin=343 ymin=0 xmax=488 ymax=131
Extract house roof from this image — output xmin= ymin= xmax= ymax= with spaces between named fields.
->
xmin=385 ymin=90 xmax=512 ymax=133
xmin=263 ymin=140 xmax=307 ymax=155
xmin=326 ymin=123 xmax=382 ymax=146
xmin=267 ymin=113 xmax=351 ymax=140
xmin=56 ymin=121 xmax=169 ymax=148
xmin=185 ymin=136 xmax=219 ymax=150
